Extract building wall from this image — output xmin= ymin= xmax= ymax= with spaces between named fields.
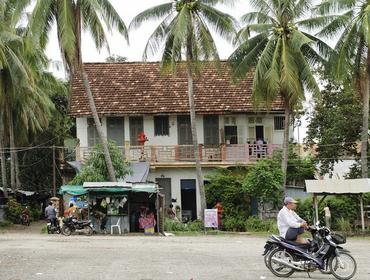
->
xmin=76 ymin=114 xmax=289 ymax=147
xmin=147 ymin=167 xmax=217 ymax=219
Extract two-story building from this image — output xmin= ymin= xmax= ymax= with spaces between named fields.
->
xmin=70 ymin=62 xmax=291 ymax=220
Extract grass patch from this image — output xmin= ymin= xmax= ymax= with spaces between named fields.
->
xmin=0 ymin=220 xmax=12 ymax=228
xmin=40 ymin=225 xmax=48 ymax=234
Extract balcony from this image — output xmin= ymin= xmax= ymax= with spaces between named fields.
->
xmin=77 ymin=144 xmax=282 ymax=166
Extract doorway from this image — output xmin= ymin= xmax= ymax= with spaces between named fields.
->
xmin=181 ymin=179 xmax=197 ymax=221
xmin=224 ymin=126 xmax=238 ymax=144
xmin=156 ymin=178 xmax=172 ymax=209
xmin=255 ymin=125 xmax=264 ymax=141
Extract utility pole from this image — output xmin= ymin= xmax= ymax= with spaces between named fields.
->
xmin=53 ymin=146 xmax=56 ymax=197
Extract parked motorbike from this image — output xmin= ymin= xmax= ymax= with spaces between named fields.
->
xmin=47 ymin=218 xmax=61 ymax=234
xmin=20 ymin=213 xmax=30 ymax=226
xmin=263 ymin=223 xmax=357 ymax=280
xmin=61 ymin=217 xmax=94 ymax=236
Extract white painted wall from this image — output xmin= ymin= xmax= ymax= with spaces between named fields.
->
xmin=76 ymin=114 xmax=292 ymax=147
xmin=147 ymin=167 xmax=217 ymax=219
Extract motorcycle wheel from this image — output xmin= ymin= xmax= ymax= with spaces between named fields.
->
xmin=267 ymin=247 xmax=295 ymax=278
xmin=61 ymin=225 xmax=72 ymax=236
xmin=84 ymin=226 xmax=93 ymax=236
xmin=329 ymin=251 xmax=357 ymax=280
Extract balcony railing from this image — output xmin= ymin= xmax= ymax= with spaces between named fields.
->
xmin=77 ymin=144 xmax=282 ymax=164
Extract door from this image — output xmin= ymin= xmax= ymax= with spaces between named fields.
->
xmin=129 ymin=116 xmax=144 ymax=145
xmin=181 ymin=179 xmax=197 ymax=221
xmin=255 ymin=125 xmax=264 ymax=141
xmin=156 ymin=178 xmax=172 ymax=209
xmin=225 ymin=126 xmax=238 ymax=144
xmin=177 ymin=116 xmax=193 ymax=160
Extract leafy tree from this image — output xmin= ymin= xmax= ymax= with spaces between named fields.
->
xmin=130 ymin=0 xmax=237 ymax=220
xmin=306 ymin=81 xmax=362 ymax=176
xmin=307 ymin=0 xmax=370 ymax=178
xmin=27 ymin=0 xmax=129 ymax=182
xmin=229 ymin=0 xmax=328 ymax=190
xmin=71 ymin=141 xmax=130 ymax=185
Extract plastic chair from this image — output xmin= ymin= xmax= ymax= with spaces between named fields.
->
xmin=111 ymin=218 xmax=121 ymax=235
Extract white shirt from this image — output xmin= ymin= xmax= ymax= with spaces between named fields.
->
xmin=277 ymin=206 xmax=305 ymax=238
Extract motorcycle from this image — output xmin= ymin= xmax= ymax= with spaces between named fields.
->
xmin=61 ymin=217 xmax=94 ymax=236
xmin=263 ymin=223 xmax=357 ymax=280
xmin=47 ymin=218 xmax=61 ymax=234
xmin=20 ymin=213 xmax=30 ymax=226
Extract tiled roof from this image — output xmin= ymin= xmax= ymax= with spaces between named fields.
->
xmin=70 ymin=62 xmax=285 ymax=117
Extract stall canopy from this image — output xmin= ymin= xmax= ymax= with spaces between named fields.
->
xmin=59 ymin=182 xmax=157 ymax=196
xmin=124 ymin=162 xmax=150 ymax=183
xmin=305 ymin=179 xmax=370 ymax=231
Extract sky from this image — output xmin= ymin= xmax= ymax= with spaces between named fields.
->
xmin=45 ymin=0 xmax=315 ymax=143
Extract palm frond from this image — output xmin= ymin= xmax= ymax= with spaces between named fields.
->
xmin=240 ymin=11 xmax=276 ymax=25
xmin=129 ymin=2 xmax=173 ymax=30
xmin=57 ymin=0 xmax=76 ymax=62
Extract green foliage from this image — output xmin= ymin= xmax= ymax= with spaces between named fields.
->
xmin=306 ymin=80 xmax=362 ymax=176
xmin=205 ymin=167 xmax=251 ymax=227
xmin=0 ymin=220 xmax=12 ymax=228
xmin=223 ymin=216 xmax=247 ymax=232
xmin=245 ymin=217 xmax=278 ymax=233
xmin=336 ymin=218 xmax=352 ymax=234
xmin=5 ymin=198 xmax=23 ymax=223
xmin=242 ymin=159 xmax=283 ymax=206
xmin=71 ymin=141 xmax=130 ymax=185
xmin=164 ymin=218 xmax=203 ymax=232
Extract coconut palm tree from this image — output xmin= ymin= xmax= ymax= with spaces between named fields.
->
xmin=130 ymin=0 xmax=236 ymax=220
xmin=229 ymin=0 xmax=330 ymax=190
xmin=27 ymin=0 xmax=129 ymax=182
xmin=303 ymin=0 xmax=370 ymax=178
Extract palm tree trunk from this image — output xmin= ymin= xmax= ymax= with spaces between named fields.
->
xmin=81 ymin=68 xmax=116 ymax=182
xmin=70 ymin=4 xmax=116 ymax=182
xmin=186 ymin=65 xmax=206 ymax=221
xmin=0 ymin=113 xmax=8 ymax=198
xmin=281 ymin=104 xmax=290 ymax=192
xmin=7 ymin=107 xmax=16 ymax=190
xmin=15 ymin=149 xmax=21 ymax=190
xmin=361 ymin=50 xmax=370 ymax=178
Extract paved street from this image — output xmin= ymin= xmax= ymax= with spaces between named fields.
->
xmin=0 ymin=228 xmax=369 ymax=280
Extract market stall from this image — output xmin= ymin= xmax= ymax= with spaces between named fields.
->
xmin=59 ymin=181 xmax=162 ymax=234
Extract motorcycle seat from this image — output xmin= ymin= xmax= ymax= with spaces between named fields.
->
xmin=76 ymin=220 xmax=91 ymax=224
xmin=280 ymin=238 xmax=311 ymax=248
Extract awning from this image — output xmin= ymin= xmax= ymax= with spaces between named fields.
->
xmin=59 ymin=185 xmax=87 ymax=196
xmin=67 ymin=161 xmax=84 ymax=173
xmin=124 ymin=162 xmax=150 ymax=183
xmin=305 ymin=179 xmax=370 ymax=194
xmin=83 ymin=182 xmax=132 ymax=188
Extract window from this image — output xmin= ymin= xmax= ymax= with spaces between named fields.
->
xmin=154 ymin=116 xmax=169 ymax=136
xmin=107 ymin=117 xmax=124 ymax=146
xmin=129 ymin=116 xmax=144 ymax=145
xmin=203 ymin=115 xmax=219 ymax=145
xmin=87 ymin=118 xmax=100 ymax=147
xmin=274 ymin=116 xmax=285 ymax=130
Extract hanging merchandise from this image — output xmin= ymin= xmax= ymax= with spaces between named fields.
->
xmin=106 ymin=197 xmax=110 ymax=204
xmin=101 ymin=199 xmax=107 ymax=208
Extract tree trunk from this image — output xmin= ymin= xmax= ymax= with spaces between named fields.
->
xmin=15 ymin=148 xmax=21 ymax=190
xmin=7 ymin=107 xmax=16 ymax=190
xmin=361 ymin=50 xmax=370 ymax=178
xmin=0 ymin=113 xmax=8 ymax=198
xmin=81 ymin=68 xmax=116 ymax=182
xmin=186 ymin=65 xmax=206 ymax=221
xmin=281 ymin=104 xmax=290 ymax=192
xmin=69 ymin=4 xmax=116 ymax=182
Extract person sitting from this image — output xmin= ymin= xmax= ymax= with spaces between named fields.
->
xmin=277 ymin=197 xmax=308 ymax=244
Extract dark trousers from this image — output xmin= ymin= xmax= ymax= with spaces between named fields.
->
xmin=285 ymin=227 xmax=304 ymax=241
xmin=48 ymin=218 xmax=57 ymax=227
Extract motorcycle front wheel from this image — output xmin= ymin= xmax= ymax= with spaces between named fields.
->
xmin=267 ymin=248 xmax=295 ymax=278
xmin=329 ymin=251 xmax=357 ymax=280
xmin=84 ymin=226 xmax=93 ymax=236
xmin=61 ymin=225 xmax=72 ymax=236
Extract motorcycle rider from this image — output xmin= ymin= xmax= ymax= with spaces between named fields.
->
xmin=21 ymin=206 xmax=30 ymax=225
xmin=277 ymin=197 xmax=308 ymax=244
xmin=45 ymin=202 xmax=57 ymax=227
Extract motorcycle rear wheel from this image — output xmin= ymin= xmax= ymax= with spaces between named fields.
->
xmin=268 ymin=248 xmax=295 ymax=278
xmin=84 ymin=226 xmax=93 ymax=236
xmin=61 ymin=225 xmax=72 ymax=236
xmin=329 ymin=252 xmax=357 ymax=280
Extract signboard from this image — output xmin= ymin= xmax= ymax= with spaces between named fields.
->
xmin=204 ymin=209 xmax=218 ymax=228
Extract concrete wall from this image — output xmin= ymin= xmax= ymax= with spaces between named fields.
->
xmin=147 ymin=167 xmax=217 ymax=219
xmin=76 ymin=114 xmax=291 ymax=147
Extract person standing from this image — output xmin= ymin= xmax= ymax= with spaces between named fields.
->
xmin=323 ymin=206 xmax=331 ymax=229
xmin=45 ymin=202 xmax=57 ymax=227
xmin=214 ymin=202 xmax=224 ymax=230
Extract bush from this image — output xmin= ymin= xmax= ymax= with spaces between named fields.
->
xmin=0 ymin=220 xmax=12 ymax=227
xmin=245 ymin=216 xmax=277 ymax=233
xmin=223 ymin=216 xmax=247 ymax=232
xmin=5 ymin=198 xmax=23 ymax=223
xmin=164 ymin=219 xmax=204 ymax=232
xmin=336 ymin=218 xmax=352 ymax=234
xmin=187 ymin=220 xmax=204 ymax=231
